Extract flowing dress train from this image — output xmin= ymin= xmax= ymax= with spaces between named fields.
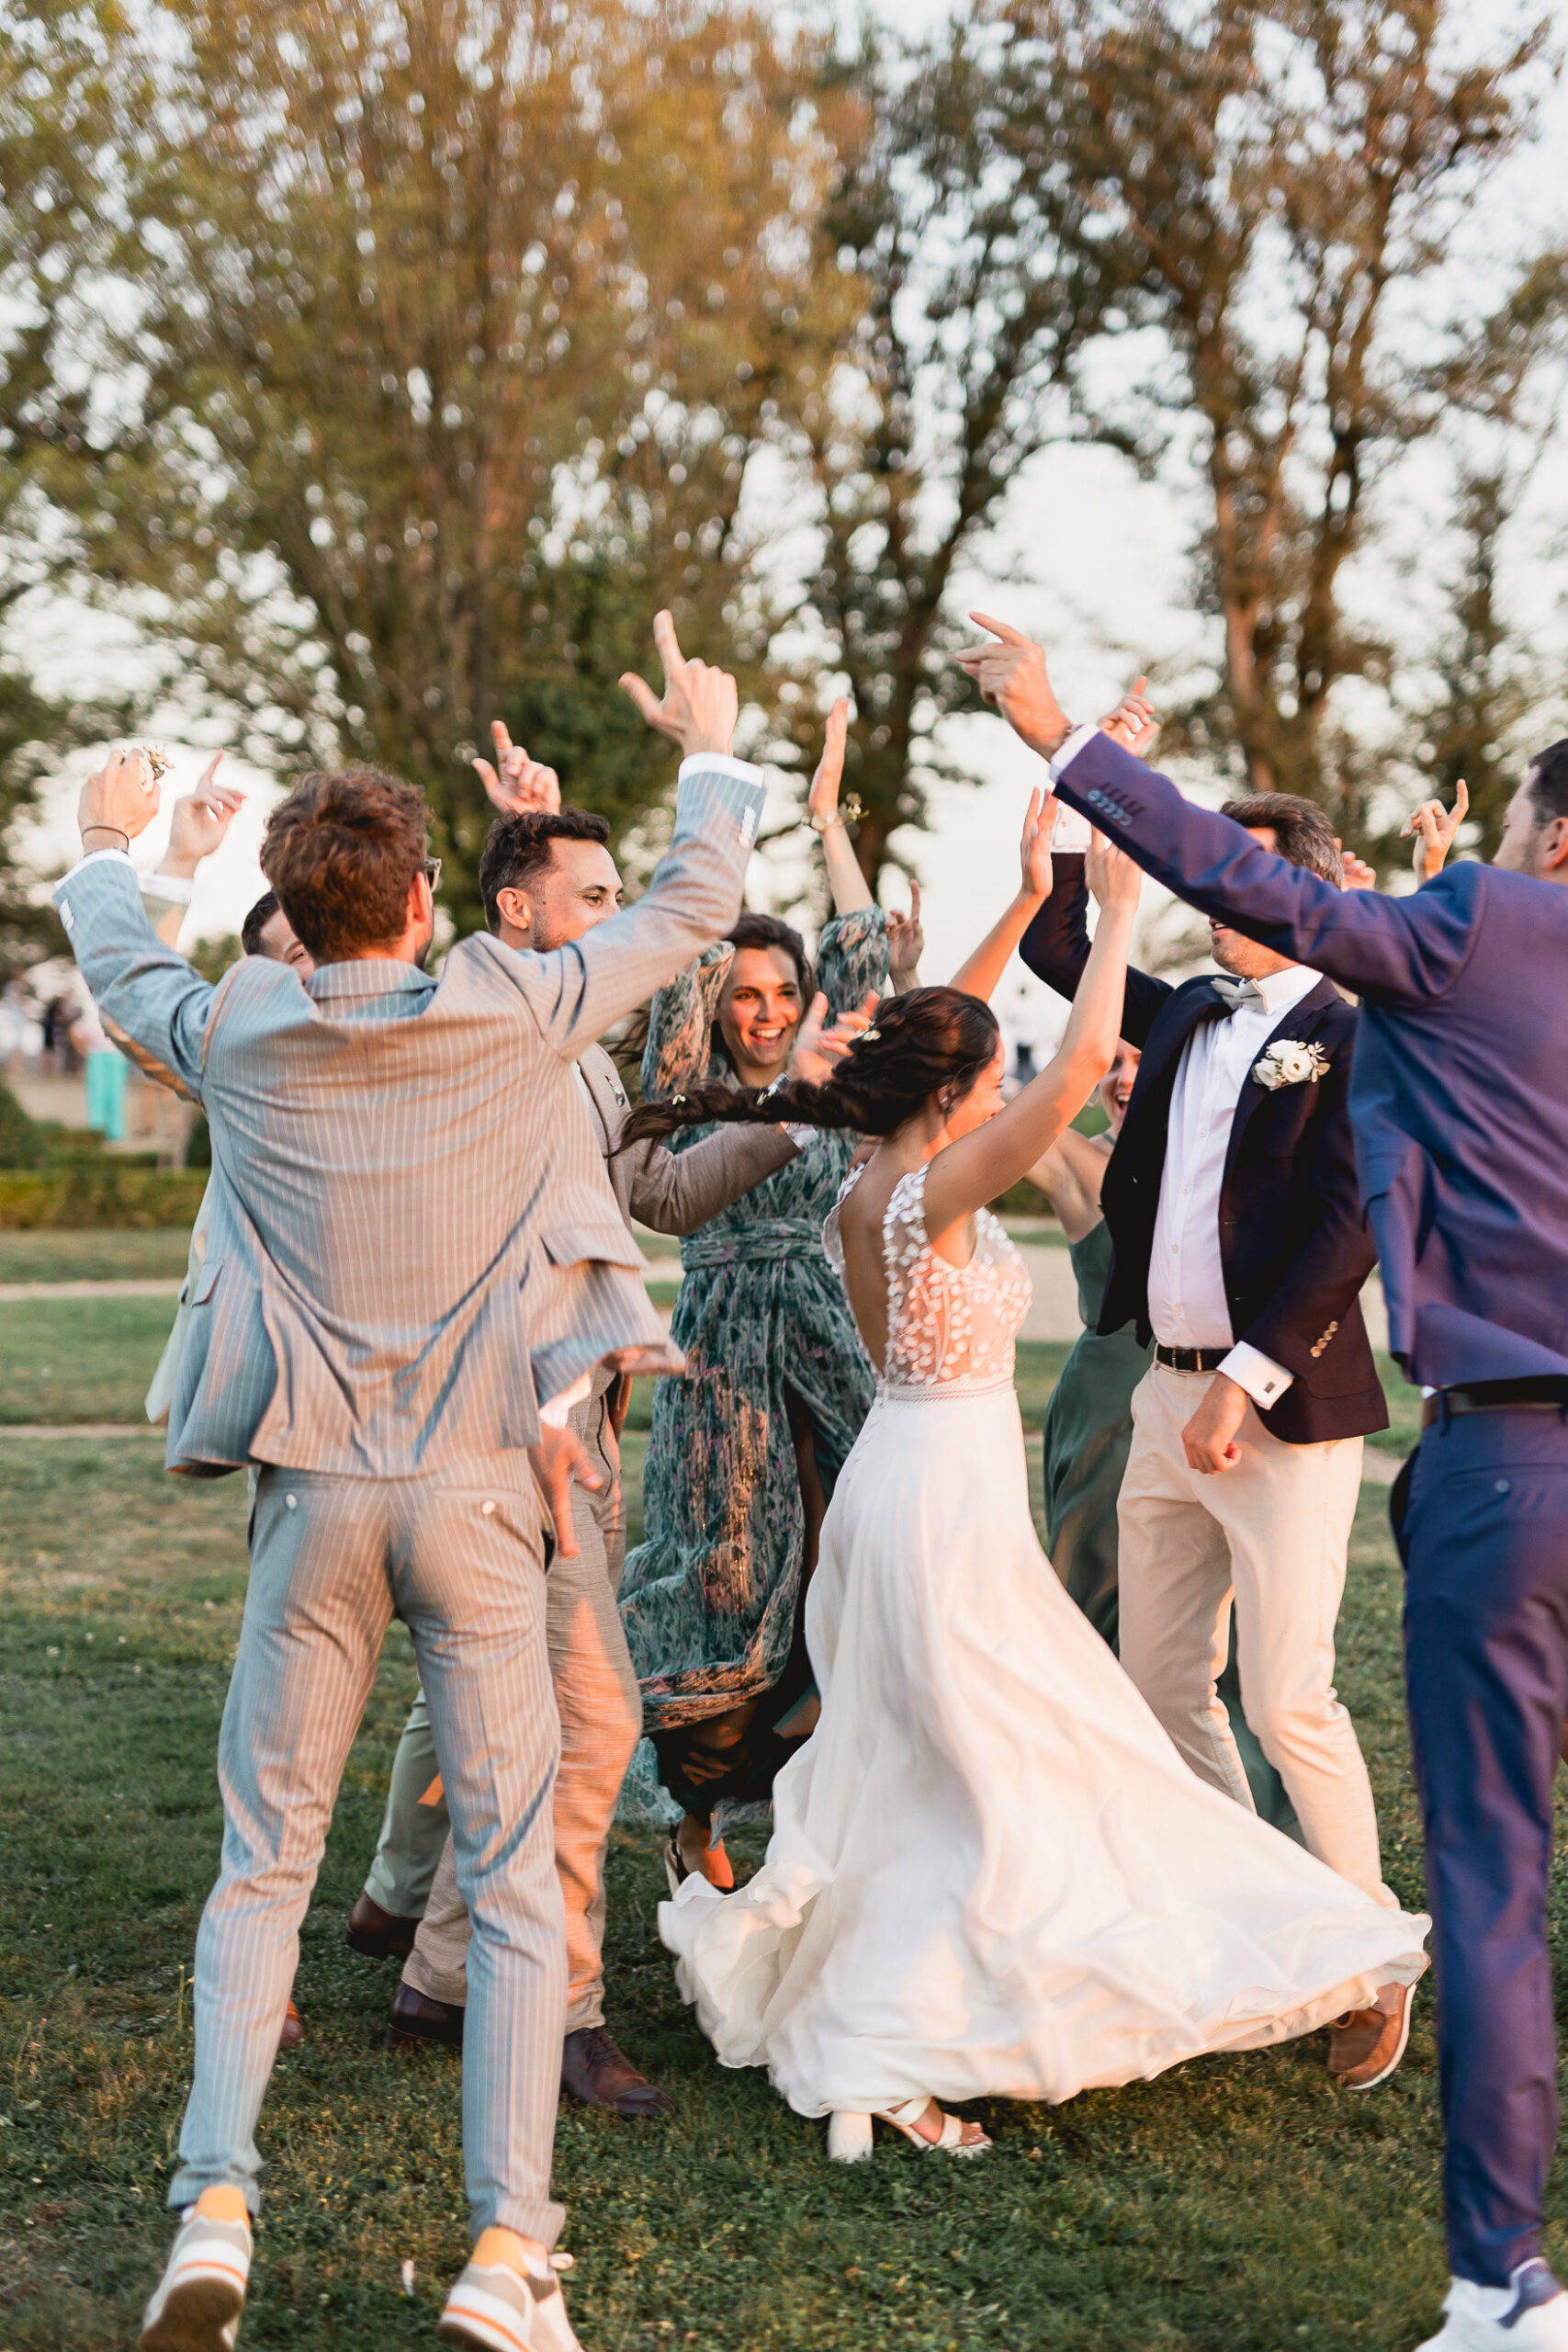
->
xmin=660 ymin=1165 xmax=1427 ymax=2120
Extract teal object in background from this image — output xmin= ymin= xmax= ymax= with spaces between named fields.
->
xmin=85 ymin=1047 xmax=129 ymax=1142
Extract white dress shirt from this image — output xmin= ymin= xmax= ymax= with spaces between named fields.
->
xmin=1045 ymin=724 xmax=1317 ymax=1413
xmin=1145 ymin=960 xmax=1322 ymax=1408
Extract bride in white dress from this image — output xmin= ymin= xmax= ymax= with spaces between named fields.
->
xmin=628 ymin=819 xmax=1427 ymax=2161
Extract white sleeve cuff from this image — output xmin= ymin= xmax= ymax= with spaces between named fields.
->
xmin=1221 ymin=1341 xmax=1294 ymax=1411
xmin=677 ymin=752 xmax=764 ymax=789
xmin=1047 ymin=723 xmax=1101 ymax=783
xmin=141 ymin=872 xmax=194 ymax=905
xmin=779 ymin=1124 xmax=815 ymax=1151
xmin=64 ymin=847 xmax=137 ymax=878
xmin=538 ymin=1371 xmax=593 ymax=1430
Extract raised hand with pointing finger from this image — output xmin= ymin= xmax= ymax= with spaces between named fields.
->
xmin=161 ymin=754 xmax=246 ymax=881
xmin=885 ymin=878 xmax=924 ymax=991
xmin=1100 ymin=677 xmax=1160 ymax=761
xmin=954 ymin=612 xmax=1072 ymax=757
xmin=619 ymin=609 xmax=739 ymax=761
xmin=472 ymin=720 xmax=561 ymax=818
xmin=1401 ymin=777 xmax=1469 ymax=886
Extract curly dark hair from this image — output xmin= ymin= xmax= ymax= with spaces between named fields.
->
xmin=619 ymin=984 xmax=999 ymax=1150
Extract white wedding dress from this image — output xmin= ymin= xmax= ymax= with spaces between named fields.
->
xmin=660 ymin=1164 xmax=1427 ymax=2124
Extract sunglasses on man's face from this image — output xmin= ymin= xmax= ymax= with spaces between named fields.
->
xmin=423 ymin=858 xmax=443 ymax=893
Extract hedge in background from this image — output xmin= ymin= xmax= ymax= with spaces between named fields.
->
xmin=0 ymin=1167 xmax=207 ymax=1228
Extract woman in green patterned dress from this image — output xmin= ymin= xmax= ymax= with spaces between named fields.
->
xmin=620 ymin=704 xmax=919 ymax=1889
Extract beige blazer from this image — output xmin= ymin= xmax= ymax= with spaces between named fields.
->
xmin=573 ymin=1043 xmax=796 ymax=1238
xmin=60 ymin=761 xmax=765 ymax=1476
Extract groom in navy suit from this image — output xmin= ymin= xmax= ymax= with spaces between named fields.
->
xmin=961 ymin=616 xmax=1568 ymax=2352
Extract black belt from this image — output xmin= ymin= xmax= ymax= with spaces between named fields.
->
xmin=1155 ymin=1345 xmax=1231 ymax=1374
xmin=1422 ymin=1378 xmax=1568 ymax=1430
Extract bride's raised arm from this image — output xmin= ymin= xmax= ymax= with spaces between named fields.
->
xmin=946 ymin=786 xmax=1055 ymax=1002
xmin=920 ymin=833 xmax=1141 ymax=1239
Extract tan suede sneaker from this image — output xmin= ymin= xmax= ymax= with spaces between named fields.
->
xmin=436 ymin=2233 xmax=581 ymax=2352
xmin=138 ymin=2184 xmax=252 ymax=2352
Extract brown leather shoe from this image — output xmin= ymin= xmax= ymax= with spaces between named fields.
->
xmin=278 ymin=1998 xmax=303 ymax=2052
xmin=387 ymin=1984 xmax=465 ymax=2052
xmin=560 ymin=2024 xmax=673 ymax=2119
xmin=345 ymin=1891 xmax=421 ymax=1961
xmin=1327 ymin=1981 xmax=1414 ymax=2089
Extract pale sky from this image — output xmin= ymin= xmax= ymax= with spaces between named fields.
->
xmin=19 ymin=0 xmax=1568 ymax=1061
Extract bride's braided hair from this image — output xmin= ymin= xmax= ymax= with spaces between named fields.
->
xmin=619 ymin=985 xmax=1000 ymax=1148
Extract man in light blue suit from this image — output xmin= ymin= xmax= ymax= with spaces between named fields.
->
xmin=960 ymin=615 xmax=1568 ymax=2352
xmin=56 ymin=619 xmax=764 ymax=2352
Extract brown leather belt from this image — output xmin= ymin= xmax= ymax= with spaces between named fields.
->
xmin=1155 ymin=1344 xmax=1231 ymax=1374
xmin=1422 ymin=1379 xmax=1568 ymax=1430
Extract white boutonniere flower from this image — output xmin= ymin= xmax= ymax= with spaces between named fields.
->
xmin=1252 ymin=1038 xmax=1330 ymax=1091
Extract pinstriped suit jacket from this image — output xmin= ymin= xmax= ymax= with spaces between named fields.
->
xmin=573 ymin=1043 xmax=796 ymax=1234
xmin=55 ymin=761 xmax=766 ymax=1477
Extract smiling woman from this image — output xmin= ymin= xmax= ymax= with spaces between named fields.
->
xmin=616 ymin=907 xmax=889 ymax=1890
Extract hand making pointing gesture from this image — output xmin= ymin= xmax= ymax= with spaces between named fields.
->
xmin=955 ymin=613 xmax=1073 ymax=758
xmin=1402 ymin=776 xmax=1469 ymax=886
xmin=619 ymin=609 xmax=739 ymax=761
xmin=472 ymin=720 xmax=561 ymax=817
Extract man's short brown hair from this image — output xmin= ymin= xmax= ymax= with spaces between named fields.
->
xmin=1219 ymin=791 xmax=1344 ymax=887
xmin=261 ymin=767 xmax=429 ymax=963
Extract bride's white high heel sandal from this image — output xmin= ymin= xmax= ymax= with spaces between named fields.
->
xmin=827 ymin=2101 xmax=991 ymax=2163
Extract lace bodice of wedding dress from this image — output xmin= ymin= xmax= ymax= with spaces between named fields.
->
xmin=825 ymin=1161 xmax=1032 ymax=1399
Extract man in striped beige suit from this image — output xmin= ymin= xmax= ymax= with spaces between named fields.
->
xmin=362 ymin=799 xmax=813 ymax=2112
xmin=54 ymin=621 xmax=764 ymax=2352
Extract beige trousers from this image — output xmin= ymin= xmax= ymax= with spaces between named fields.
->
xmin=1117 ymin=1363 xmax=1390 ymax=1904
xmin=400 ymin=1386 xmax=642 ymax=2031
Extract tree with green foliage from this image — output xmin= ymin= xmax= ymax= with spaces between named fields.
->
xmin=0 ymin=1 xmax=145 ymax=972
xmin=54 ymin=0 xmax=863 ymax=934
xmin=1003 ymin=0 xmax=1551 ymax=857
xmin=793 ymin=18 xmax=1133 ymax=888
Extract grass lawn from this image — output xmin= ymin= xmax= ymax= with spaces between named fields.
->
xmin=11 ymin=1441 xmax=1555 ymax=2352
xmin=6 ymin=1292 xmax=1563 ymax=2350
xmin=0 ymin=1229 xmax=194 ymax=1285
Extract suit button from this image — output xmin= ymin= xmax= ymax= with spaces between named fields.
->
xmin=1495 ymin=1479 xmax=1511 ymax=1495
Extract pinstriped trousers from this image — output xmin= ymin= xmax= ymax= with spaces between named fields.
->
xmin=170 ymin=1460 xmax=566 ymax=2245
xmin=394 ymin=1385 xmax=640 ymax=2030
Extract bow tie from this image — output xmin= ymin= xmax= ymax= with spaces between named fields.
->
xmin=1211 ymin=977 xmax=1267 ymax=1014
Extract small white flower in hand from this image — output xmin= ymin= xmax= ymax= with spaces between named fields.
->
xmin=1252 ymin=1039 xmax=1329 ymax=1091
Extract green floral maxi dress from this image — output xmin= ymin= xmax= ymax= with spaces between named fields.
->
xmin=618 ymin=911 xmax=887 ymax=1815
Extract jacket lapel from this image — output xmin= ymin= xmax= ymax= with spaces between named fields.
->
xmin=1118 ymin=979 xmax=1228 ymax=1159
xmin=1220 ymin=977 xmax=1342 ymax=1189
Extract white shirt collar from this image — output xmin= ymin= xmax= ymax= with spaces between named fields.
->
xmin=1224 ymin=961 xmax=1321 ymax=1016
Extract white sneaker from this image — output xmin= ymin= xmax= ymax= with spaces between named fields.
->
xmin=1417 ymin=2263 xmax=1568 ymax=2349
xmin=436 ymin=2237 xmax=581 ymax=2352
xmin=138 ymin=2186 xmax=252 ymax=2352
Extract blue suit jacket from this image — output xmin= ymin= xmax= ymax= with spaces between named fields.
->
xmin=1048 ymin=730 xmax=1568 ymax=1389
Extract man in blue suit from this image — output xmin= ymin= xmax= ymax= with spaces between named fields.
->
xmin=959 ymin=616 xmax=1568 ymax=2352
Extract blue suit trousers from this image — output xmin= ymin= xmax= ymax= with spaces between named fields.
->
xmin=1398 ymin=1407 xmax=1568 ymax=2285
